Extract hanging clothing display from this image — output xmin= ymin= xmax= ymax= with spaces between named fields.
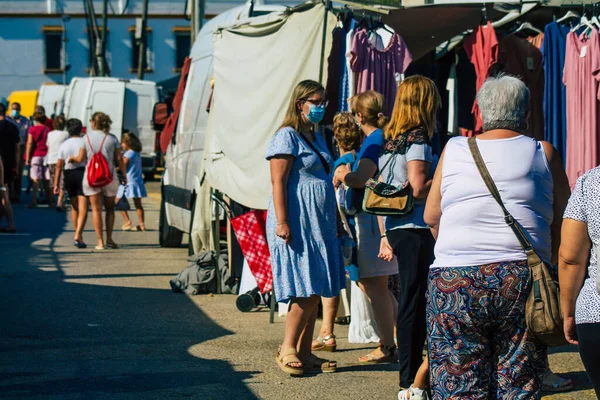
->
xmin=543 ymin=22 xmax=571 ymax=166
xmin=495 ymin=35 xmax=545 ymax=141
xmin=528 ymin=33 xmax=544 ymax=50
xmin=464 ymin=22 xmax=499 ymax=133
xmin=341 ymin=20 xmax=358 ymax=112
xmin=324 ymin=26 xmax=345 ymax=125
xmin=350 ymin=29 xmax=412 ymax=115
xmin=564 ymin=30 xmax=600 ymax=188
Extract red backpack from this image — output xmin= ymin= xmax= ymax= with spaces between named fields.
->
xmin=86 ymin=134 xmax=113 ymax=188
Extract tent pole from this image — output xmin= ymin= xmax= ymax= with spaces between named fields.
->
xmin=318 ymin=0 xmax=331 ymax=84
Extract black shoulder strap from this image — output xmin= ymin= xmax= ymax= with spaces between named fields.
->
xmin=468 ymin=136 xmax=534 ymax=252
xmin=299 ymin=132 xmax=330 ymax=176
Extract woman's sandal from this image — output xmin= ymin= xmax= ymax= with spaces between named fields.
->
xmin=275 ymin=347 xmax=304 ymax=377
xmin=302 ymin=353 xmax=337 ymax=374
xmin=542 ymin=371 xmax=573 ymax=392
xmin=311 ymin=334 xmax=337 ymax=352
xmin=122 ymin=223 xmax=134 ymax=231
xmin=359 ymin=344 xmax=397 ymax=364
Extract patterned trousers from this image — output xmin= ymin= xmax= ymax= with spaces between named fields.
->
xmin=427 ymin=261 xmax=546 ymax=399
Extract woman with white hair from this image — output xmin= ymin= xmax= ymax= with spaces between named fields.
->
xmin=424 ymin=75 xmax=571 ymax=398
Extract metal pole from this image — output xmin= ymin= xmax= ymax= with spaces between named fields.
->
xmin=190 ymin=0 xmax=196 ymax=46
xmin=318 ymin=0 xmax=331 ymax=84
xmin=197 ymin=0 xmax=205 ymax=34
xmin=101 ymin=0 xmax=108 ymax=76
xmin=62 ymin=15 xmax=69 ymax=85
xmin=137 ymin=0 xmax=149 ymax=80
xmin=86 ymin=0 xmax=101 ymax=76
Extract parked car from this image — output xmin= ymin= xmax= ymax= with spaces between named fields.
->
xmin=63 ymin=77 xmax=160 ymax=179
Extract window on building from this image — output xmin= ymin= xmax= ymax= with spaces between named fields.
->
xmin=42 ymin=26 xmax=63 ymax=72
xmin=129 ymin=26 xmax=152 ymax=73
xmin=173 ymin=27 xmax=191 ymax=72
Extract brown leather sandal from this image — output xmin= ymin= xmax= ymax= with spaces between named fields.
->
xmin=358 ymin=345 xmax=397 ymax=364
xmin=275 ymin=347 xmax=304 ymax=376
xmin=303 ymin=353 xmax=337 ymax=373
xmin=311 ymin=334 xmax=337 ymax=352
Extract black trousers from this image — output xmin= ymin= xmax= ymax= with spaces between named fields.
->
xmin=387 ymin=228 xmax=435 ymax=388
xmin=577 ymin=322 xmax=600 ymax=397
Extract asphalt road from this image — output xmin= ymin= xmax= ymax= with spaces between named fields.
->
xmin=0 ymin=182 xmax=596 ymax=400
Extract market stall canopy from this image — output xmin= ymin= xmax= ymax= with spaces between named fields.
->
xmin=382 ymin=4 xmax=529 ymax=60
xmin=204 ymin=3 xmax=336 ymax=209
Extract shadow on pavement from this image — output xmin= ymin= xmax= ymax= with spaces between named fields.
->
xmin=0 ymin=204 xmax=259 ymax=399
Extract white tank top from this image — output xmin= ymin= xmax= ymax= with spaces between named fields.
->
xmin=432 ymin=136 xmax=553 ymax=268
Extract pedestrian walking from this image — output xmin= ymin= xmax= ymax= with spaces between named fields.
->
xmin=116 ymin=132 xmax=147 ymax=232
xmin=334 ymin=91 xmax=399 ymax=364
xmin=77 ymin=112 xmax=127 ymax=250
xmin=423 ymin=75 xmax=571 ymax=399
xmin=25 ymin=110 xmax=53 ymax=208
xmin=267 ymin=80 xmax=344 ymax=376
xmin=0 ymin=103 xmax=19 ymax=232
xmin=7 ymin=102 xmax=31 ymax=203
xmin=559 ymin=165 xmax=600 ymax=397
xmin=46 ymin=116 xmax=69 ymax=211
xmin=55 ymin=118 xmax=88 ymax=248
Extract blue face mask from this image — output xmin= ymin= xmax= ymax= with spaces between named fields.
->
xmin=11 ymin=110 xmax=19 ymax=117
xmin=305 ymin=104 xmax=325 ymax=124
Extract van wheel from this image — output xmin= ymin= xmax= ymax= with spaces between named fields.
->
xmin=188 ymin=195 xmax=196 ymax=256
xmin=159 ymin=197 xmax=183 ymax=248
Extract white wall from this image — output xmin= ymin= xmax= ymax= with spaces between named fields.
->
xmin=0 ymin=16 xmax=190 ymax=97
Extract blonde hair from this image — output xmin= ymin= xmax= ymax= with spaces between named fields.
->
xmin=349 ymin=91 xmax=388 ymax=129
xmin=91 ymin=112 xmax=112 ymax=133
xmin=121 ymin=132 xmax=142 ymax=153
xmin=333 ymin=113 xmax=361 ymax=152
xmin=385 ymin=75 xmax=441 ymax=140
xmin=279 ymin=80 xmax=325 ymax=132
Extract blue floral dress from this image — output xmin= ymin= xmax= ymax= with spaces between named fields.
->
xmin=266 ymin=127 xmax=345 ymax=303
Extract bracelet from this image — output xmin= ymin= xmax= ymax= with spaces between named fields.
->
xmin=381 ymin=234 xmax=387 ymax=238
xmin=277 ymin=221 xmax=288 ymax=226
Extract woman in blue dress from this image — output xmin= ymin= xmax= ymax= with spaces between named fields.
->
xmin=267 ymin=80 xmax=345 ymax=376
xmin=116 ymin=132 xmax=147 ymax=231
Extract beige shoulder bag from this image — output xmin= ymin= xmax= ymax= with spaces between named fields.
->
xmin=468 ymin=137 xmax=567 ymax=347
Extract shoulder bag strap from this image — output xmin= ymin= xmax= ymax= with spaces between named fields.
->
xmin=86 ymin=134 xmax=95 ymax=154
xmin=299 ymin=132 xmax=330 ymax=176
xmin=467 ymin=136 xmax=535 ymax=253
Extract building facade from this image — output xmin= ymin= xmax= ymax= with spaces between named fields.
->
xmin=0 ymin=0 xmax=254 ymax=97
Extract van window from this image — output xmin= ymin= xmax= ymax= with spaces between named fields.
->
xmin=42 ymin=26 xmax=63 ymax=72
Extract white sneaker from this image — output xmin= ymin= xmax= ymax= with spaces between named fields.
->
xmin=398 ymin=386 xmax=428 ymax=400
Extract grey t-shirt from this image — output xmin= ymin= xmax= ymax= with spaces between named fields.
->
xmin=83 ymin=130 xmax=120 ymax=176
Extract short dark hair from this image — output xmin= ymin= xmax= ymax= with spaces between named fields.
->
xmin=11 ymin=102 xmax=20 ymax=110
xmin=53 ymin=115 xmax=66 ymax=130
xmin=0 ymin=103 xmax=6 ymax=115
xmin=66 ymin=118 xmax=83 ymax=137
xmin=35 ymin=105 xmax=46 ymax=115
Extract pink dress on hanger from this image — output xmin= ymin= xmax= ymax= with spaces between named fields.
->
xmin=464 ymin=22 xmax=499 ymax=133
xmin=351 ymin=29 xmax=412 ymax=115
xmin=564 ymin=29 xmax=600 ymax=188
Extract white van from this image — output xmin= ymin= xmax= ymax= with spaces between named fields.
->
xmin=63 ymin=77 xmax=160 ymax=177
xmin=157 ymin=3 xmax=285 ymax=247
xmin=38 ymin=83 xmax=67 ymax=117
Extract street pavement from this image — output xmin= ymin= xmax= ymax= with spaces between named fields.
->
xmin=0 ymin=182 xmax=596 ymax=399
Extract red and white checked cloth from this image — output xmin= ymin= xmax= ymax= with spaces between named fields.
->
xmin=231 ymin=210 xmax=273 ymax=294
